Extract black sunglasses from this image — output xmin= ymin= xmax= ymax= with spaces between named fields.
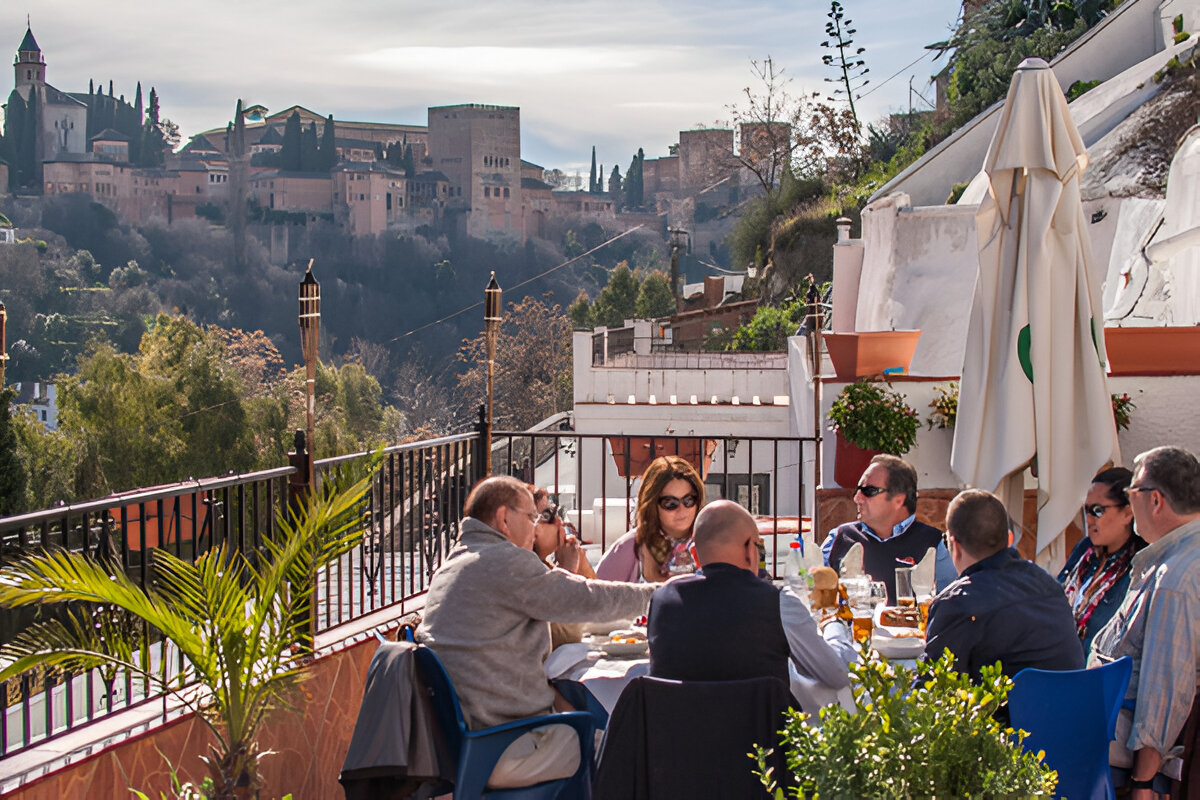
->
xmin=1084 ymin=503 xmax=1126 ymax=518
xmin=537 ymin=504 xmax=565 ymax=524
xmin=855 ymin=484 xmax=888 ymax=498
xmin=658 ymin=493 xmax=699 ymax=511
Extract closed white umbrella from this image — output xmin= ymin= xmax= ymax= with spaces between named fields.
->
xmin=951 ymin=57 xmax=1118 ymax=554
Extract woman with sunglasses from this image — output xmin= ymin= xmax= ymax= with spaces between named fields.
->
xmin=1057 ymin=466 xmax=1147 ymax=655
xmin=527 ymin=485 xmax=597 ymax=649
xmin=596 ymin=455 xmax=705 ymax=583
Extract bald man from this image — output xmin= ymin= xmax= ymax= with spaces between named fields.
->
xmin=646 ymin=500 xmax=855 ymax=711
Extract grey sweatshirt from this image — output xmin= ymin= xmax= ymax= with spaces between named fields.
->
xmin=417 ymin=517 xmax=655 ymax=728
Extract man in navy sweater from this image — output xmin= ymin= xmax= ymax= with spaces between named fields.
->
xmin=924 ymin=489 xmax=1083 ymax=680
xmin=822 ymin=454 xmax=957 ymax=604
xmin=647 ymin=500 xmax=855 ymax=712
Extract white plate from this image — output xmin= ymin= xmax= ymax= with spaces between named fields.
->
xmin=600 ymin=639 xmax=649 ymax=658
xmin=872 ymin=634 xmax=925 ymax=659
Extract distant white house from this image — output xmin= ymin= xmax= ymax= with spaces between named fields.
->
xmin=10 ymin=382 xmax=58 ymax=431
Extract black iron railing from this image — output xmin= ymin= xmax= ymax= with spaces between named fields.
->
xmin=0 ymin=429 xmax=815 ymax=762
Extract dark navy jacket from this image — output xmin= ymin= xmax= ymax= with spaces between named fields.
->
xmin=647 ymin=562 xmax=790 ymax=687
xmin=924 ymin=548 xmax=1084 ymax=680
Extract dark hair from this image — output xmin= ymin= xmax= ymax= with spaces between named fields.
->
xmin=946 ymin=489 xmax=1009 ymax=559
xmin=1092 ymin=466 xmax=1133 ymax=505
xmin=870 ymin=454 xmax=918 ymax=514
xmin=464 ymin=475 xmax=532 ymax=526
xmin=1134 ymin=446 xmax=1200 ymax=514
xmin=526 ymin=484 xmax=550 ymax=507
xmin=635 ymin=455 xmax=705 ymax=566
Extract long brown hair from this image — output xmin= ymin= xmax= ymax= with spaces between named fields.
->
xmin=635 ymin=455 xmax=705 ymax=566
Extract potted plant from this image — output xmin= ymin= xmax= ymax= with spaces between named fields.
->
xmin=823 ymin=330 xmax=922 ymax=380
xmin=827 ymin=380 xmax=920 ymax=487
xmin=755 ymin=652 xmax=1058 ymax=798
xmin=0 ymin=462 xmax=378 ymax=800
xmin=926 ymin=381 xmax=959 ymax=430
xmin=1112 ymin=392 xmax=1135 ymax=431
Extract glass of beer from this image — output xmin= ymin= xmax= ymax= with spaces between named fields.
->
xmin=851 ymin=608 xmax=874 ymax=644
xmin=918 ymin=595 xmax=933 ymax=634
xmin=895 ymin=566 xmax=917 ymax=607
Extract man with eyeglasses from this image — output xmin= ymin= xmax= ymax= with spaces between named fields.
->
xmin=418 ymin=475 xmax=656 ymax=790
xmin=1089 ymin=446 xmax=1200 ymax=798
xmin=821 ymin=454 xmax=957 ymax=604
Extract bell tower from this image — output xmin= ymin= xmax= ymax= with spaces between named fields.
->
xmin=14 ymin=23 xmax=46 ymax=100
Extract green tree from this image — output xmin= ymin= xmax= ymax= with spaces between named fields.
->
xmin=300 ymin=122 xmax=319 ymax=172
xmin=319 ymin=114 xmax=336 ymax=171
xmin=0 ymin=387 xmax=28 ymax=515
xmin=11 ymin=408 xmax=77 ymax=510
xmin=568 ymin=289 xmax=594 ymax=329
xmin=139 ymin=87 xmax=165 ymax=167
xmin=625 ymin=149 xmax=645 ymax=208
xmin=281 ymin=111 xmax=302 ymax=172
xmin=591 ymin=262 xmax=640 ymax=328
xmin=457 ymin=296 xmax=573 ymax=430
xmin=635 ymin=270 xmax=676 ymax=319
xmin=0 ymin=465 xmax=377 ymax=800
xmin=608 ymin=164 xmax=623 ymax=207
xmin=589 ymin=145 xmax=598 ymax=193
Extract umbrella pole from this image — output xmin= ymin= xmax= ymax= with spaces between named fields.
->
xmin=808 ymin=280 xmax=824 ymax=543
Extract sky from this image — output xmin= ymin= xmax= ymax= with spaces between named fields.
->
xmin=4 ymin=0 xmax=963 ymax=175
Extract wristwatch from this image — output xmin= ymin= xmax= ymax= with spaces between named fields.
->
xmin=1128 ymin=777 xmax=1155 ymax=790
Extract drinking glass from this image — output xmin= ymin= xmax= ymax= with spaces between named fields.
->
xmin=842 ymin=576 xmax=873 ymax=644
xmin=869 ymin=581 xmax=888 ymax=609
xmin=895 ymin=566 xmax=917 ymax=607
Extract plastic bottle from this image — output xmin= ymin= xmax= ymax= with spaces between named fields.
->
xmin=784 ymin=537 xmax=811 ymax=608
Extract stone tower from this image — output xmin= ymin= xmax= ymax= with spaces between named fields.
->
xmin=14 ymin=25 xmax=46 ymax=100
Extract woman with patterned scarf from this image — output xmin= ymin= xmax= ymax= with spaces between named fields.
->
xmin=1057 ymin=467 xmax=1147 ymax=656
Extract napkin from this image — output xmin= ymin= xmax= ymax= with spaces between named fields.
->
xmin=841 ymin=542 xmax=865 ymax=577
xmin=912 ymin=545 xmax=937 ymax=596
xmin=543 ymin=642 xmax=591 ymax=680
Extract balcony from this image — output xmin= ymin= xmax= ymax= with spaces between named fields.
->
xmin=0 ymin=427 xmax=815 ymax=798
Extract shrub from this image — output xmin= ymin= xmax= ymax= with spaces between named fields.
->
xmin=757 ymin=652 xmax=1058 ymax=798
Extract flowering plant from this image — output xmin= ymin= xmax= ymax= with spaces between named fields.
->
xmin=927 ymin=381 xmax=959 ymax=430
xmin=1111 ymin=392 xmax=1135 ymax=431
xmin=828 ymin=380 xmax=920 ymax=454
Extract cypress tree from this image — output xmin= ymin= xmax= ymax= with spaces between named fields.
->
xmin=3 ymin=91 xmax=26 ymax=188
xmin=320 ymin=114 xmax=336 ymax=171
xmin=130 ymin=83 xmax=144 ymax=162
xmin=281 ymin=111 xmax=301 ymax=171
xmin=598 ymin=163 xmax=604 ymax=193
xmin=589 ymin=145 xmax=597 ymax=193
xmin=300 ymin=121 xmax=318 ymax=172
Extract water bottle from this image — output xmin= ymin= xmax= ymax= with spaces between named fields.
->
xmin=784 ymin=537 xmax=811 ymax=608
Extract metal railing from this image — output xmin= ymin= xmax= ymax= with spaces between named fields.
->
xmin=0 ymin=432 xmax=480 ymax=759
xmin=0 ymin=428 xmax=814 ymax=761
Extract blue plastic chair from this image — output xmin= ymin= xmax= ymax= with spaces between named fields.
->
xmin=1008 ymin=656 xmax=1133 ymax=800
xmin=413 ymin=645 xmax=595 ymax=800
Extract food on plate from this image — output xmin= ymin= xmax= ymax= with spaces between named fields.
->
xmin=608 ymin=629 xmax=647 ymax=644
xmin=892 ymin=629 xmax=924 ymax=638
xmin=810 ymin=566 xmax=840 ymax=609
xmin=879 ymin=607 xmax=922 ymax=628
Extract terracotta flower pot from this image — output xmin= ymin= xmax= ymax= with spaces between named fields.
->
xmin=824 ymin=330 xmax=922 ymax=380
xmin=1105 ymin=326 xmax=1200 ymax=375
xmin=833 ymin=433 xmax=881 ymax=489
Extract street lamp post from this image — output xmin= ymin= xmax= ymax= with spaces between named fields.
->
xmin=0 ymin=302 xmax=8 ymax=387
xmin=668 ymin=227 xmax=689 ymax=312
xmin=484 ymin=272 xmax=502 ymax=475
xmin=298 ymin=259 xmax=320 ymax=487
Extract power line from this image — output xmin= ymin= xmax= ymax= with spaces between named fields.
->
xmin=392 ymin=224 xmax=647 ymax=341
xmin=858 ymin=51 xmax=933 ymax=100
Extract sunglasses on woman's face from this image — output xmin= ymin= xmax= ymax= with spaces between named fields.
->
xmin=537 ymin=504 xmax=564 ymax=524
xmin=657 ymin=493 xmax=699 ymax=511
xmin=1083 ymin=503 xmax=1126 ymax=518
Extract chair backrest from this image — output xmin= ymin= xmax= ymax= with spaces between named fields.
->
xmin=413 ymin=644 xmax=467 ymax=765
xmin=1008 ymin=656 xmax=1133 ymax=800
xmin=594 ymin=675 xmax=790 ymax=800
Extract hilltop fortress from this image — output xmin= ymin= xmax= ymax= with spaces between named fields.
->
xmin=6 ymin=26 xmax=778 ymax=247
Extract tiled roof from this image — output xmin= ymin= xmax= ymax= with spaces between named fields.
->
xmin=256 ymin=126 xmax=284 ymax=145
xmin=90 ymin=128 xmax=131 ymax=142
xmin=42 ymin=84 xmax=86 ymax=108
xmin=521 ymin=177 xmax=552 ymax=191
xmin=18 ymin=27 xmax=39 ymax=53
xmin=184 ymin=134 xmax=220 ymax=153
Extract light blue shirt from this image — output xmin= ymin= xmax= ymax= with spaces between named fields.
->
xmin=820 ymin=514 xmax=957 ymax=593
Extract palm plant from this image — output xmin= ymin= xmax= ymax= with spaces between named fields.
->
xmin=0 ymin=462 xmax=377 ymax=799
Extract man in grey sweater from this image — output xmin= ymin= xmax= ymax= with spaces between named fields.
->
xmin=417 ymin=475 xmax=655 ymax=789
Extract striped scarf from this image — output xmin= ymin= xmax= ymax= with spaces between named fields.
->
xmin=1061 ymin=536 xmax=1137 ymax=639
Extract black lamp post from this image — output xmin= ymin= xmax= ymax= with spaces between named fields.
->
xmin=0 ymin=302 xmax=8 ymax=387
xmin=484 ymin=272 xmax=502 ymax=475
xmin=668 ymin=227 xmax=689 ymax=312
xmin=298 ymin=260 xmax=320 ymax=484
